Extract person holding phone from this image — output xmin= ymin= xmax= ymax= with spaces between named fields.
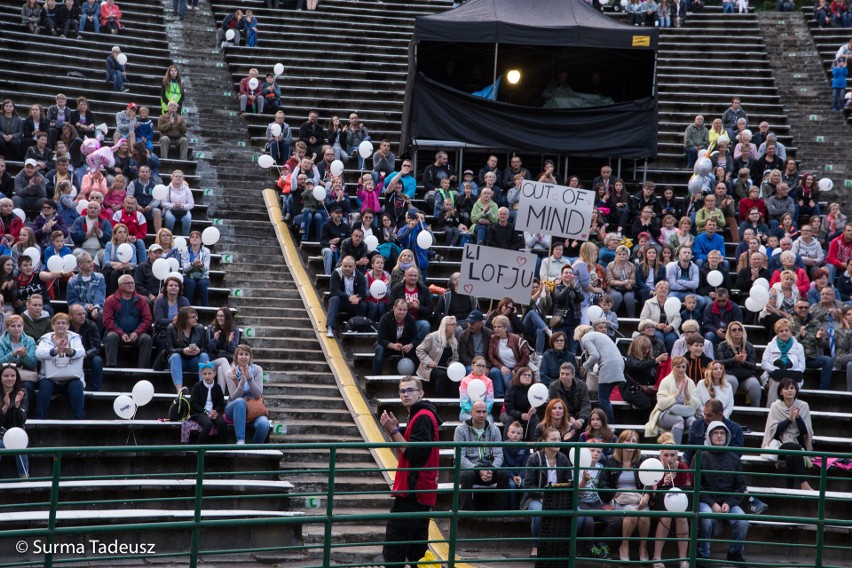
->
xmin=164 ymin=306 xmax=208 ymax=393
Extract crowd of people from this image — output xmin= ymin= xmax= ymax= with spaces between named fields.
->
xmin=20 ymin=0 xmax=123 ymax=39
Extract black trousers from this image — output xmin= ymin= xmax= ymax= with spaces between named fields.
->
xmin=383 ymin=496 xmax=431 ymax=568
xmin=193 ymin=413 xmax=227 ymax=444
xmin=459 ymin=468 xmax=510 ymax=511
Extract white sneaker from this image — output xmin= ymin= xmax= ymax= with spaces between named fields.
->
xmin=326 ymin=327 xmax=334 ymax=338
xmin=236 ymin=440 xmax=245 ymax=445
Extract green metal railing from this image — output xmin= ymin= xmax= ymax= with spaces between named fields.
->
xmin=1 ymin=441 xmax=851 ymax=567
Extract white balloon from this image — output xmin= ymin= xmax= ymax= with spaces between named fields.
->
xmin=818 ymin=178 xmax=833 ymax=192
xmin=46 ymin=255 xmax=65 ymax=272
xmin=167 ymin=257 xmax=181 ymax=272
xmin=416 ymin=231 xmax=433 ymax=250
xmin=2 ymin=427 xmax=28 ymax=450
xmin=330 ymin=160 xmax=345 ymax=177
xmin=225 ymin=29 xmax=235 ymax=41
xmin=466 ymin=378 xmax=486 ymax=402
xmin=707 ymin=270 xmax=723 ymax=287
xmin=771 ymin=247 xmax=781 ymax=256
xmin=152 ymin=258 xmax=171 ymax=280
xmin=116 ymin=243 xmax=134 ymax=263
xmin=70 ymin=186 xmax=77 ymax=199
xmin=312 ymin=186 xmax=327 ymax=201
xmin=248 ymin=77 xmax=259 ymax=91
xmin=753 ymin=278 xmax=770 ymax=290
xmin=579 ymin=447 xmax=593 ymax=469
xmin=258 ymin=154 xmax=275 ymax=169
xmin=24 ymin=247 xmax=40 ymax=266
xmin=63 ymin=254 xmax=77 ymax=272
xmin=758 ymin=245 xmax=767 ymax=256
xmin=620 ymin=0 xmax=628 ymax=5
xmin=639 ymin=457 xmax=665 ymax=486
xmin=694 ymin=157 xmax=712 ymax=177
xmin=664 ymin=487 xmax=689 ymax=512
xmin=152 ymin=184 xmax=169 ymax=201
xmin=447 ymin=362 xmax=466 ymax=383
xmin=12 ymin=208 xmax=26 ymax=221
xmin=358 ymin=140 xmax=373 ymax=159
xmin=744 ymin=297 xmax=761 ymax=313
xmin=697 ymin=149 xmax=708 ymax=159
xmin=113 ymin=395 xmax=136 ymax=420
xmin=202 ymin=226 xmax=220 ymax=246
xmin=364 ymin=235 xmax=379 ymax=252
xmin=173 ymin=236 xmax=188 ymax=251
xmin=167 ymin=270 xmax=184 ymax=283
xmin=369 ymin=279 xmax=387 ymax=299
xmin=75 ymin=199 xmax=89 ymax=214
xmin=664 ymin=297 xmax=682 ymax=317
xmin=587 ymin=305 xmax=604 ymax=322
xmin=687 ymin=175 xmax=703 ymax=194
xmin=273 ymin=62 xmax=284 ymax=76
xmin=116 ymin=53 xmax=128 ymax=66
xmin=131 ymin=380 xmax=155 ymax=407
xmin=600 ymin=0 xmax=609 ymax=4
xmin=527 ymin=383 xmax=549 ymax=408
xmin=397 ymin=358 xmax=415 ymax=376
xmin=750 ymin=285 xmax=769 ymax=308
xmin=270 ymin=123 xmax=282 ymax=138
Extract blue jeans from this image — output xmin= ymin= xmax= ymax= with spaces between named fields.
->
xmin=366 ymin=301 xmax=388 ymax=323
xmin=173 ymin=0 xmax=186 ymax=16
xmin=373 ymin=343 xmax=416 ymax=376
xmin=269 ymin=140 xmax=290 ymax=164
xmin=656 ymin=329 xmax=678 ymax=353
xmin=415 ymin=320 xmax=431 ymax=345
xmin=302 ymin=209 xmax=327 ymax=241
xmin=79 ymin=14 xmax=99 ymax=34
xmin=527 ymin=499 xmax=543 ymax=547
xmin=133 ymin=239 xmax=148 ymax=264
xmin=722 ymin=1 xmax=734 ymax=11
xmin=597 ymin=381 xmax=616 ymax=425
xmin=832 ymin=88 xmax=846 ymax=111
xmin=86 ymin=355 xmax=104 ymax=391
xmin=523 ymin=310 xmax=549 ymax=355
xmin=109 ymin=70 xmax=124 ymax=92
xmin=183 ymin=277 xmax=210 ymax=306
xmin=489 ymin=367 xmax=512 ymax=397
xmin=705 ymin=331 xmax=724 ymax=351
xmin=169 ymin=352 xmax=209 ymax=387
xmin=0 ymin=440 xmax=29 ymax=477
xmin=37 ymin=378 xmax=85 ymax=419
xmin=321 ymin=247 xmax=338 ymax=275
xmin=225 ymin=397 xmax=270 ymax=443
xmin=697 ymin=503 xmax=748 ymax=557
xmin=474 ymin=223 xmax=488 ymax=244
xmin=165 ymin=209 xmax=192 ymax=236
xmin=685 ymin=146 xmax=698 ymax=168
xmin=806 ymin=355 xmax=834 ymax=389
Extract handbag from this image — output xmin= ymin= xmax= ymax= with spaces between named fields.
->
xmin=245 ymin=396 xmax=269 ymax=422
xmin=169 ymin=390 xmax=191 ymax=422
xmin=613 ymin=491 xmax=642 ymax=506
xmin=550 ymin=308 xmax=568 ymax=328
xmin=760 ymin=438 xmax=782 ymax=462
xmin=44 ymin=354 xmax=84 ymax=382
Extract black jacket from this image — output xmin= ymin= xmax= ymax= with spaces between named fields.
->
xmin=458 ymin=327 xmax=494 ymax=367
xmin=166 ymin=324 xmax=207 ymax=357
xmin=625 ymin=356 xmax=658 ymax=387
xmin=376 ymin=312 xmax=418 ymax=349
xmin=134 ymin=261 xmax=161 ymax=299
xmin=599 ymin=455 xmax=646 ymax=504
xmin=485 ymin=222 xmax=524 ymax=250
xmin=70 ymin=318 xmax=102 ymax=360
xmin=189 ymin=380 xmax=226 ymax=418
xmin=389 ymin=282 xmax=433 ymax=321
xmin=330 ymin=268 xmax=367 ymax=302
xmin=522 ymin=450 xmax=571 ymax=505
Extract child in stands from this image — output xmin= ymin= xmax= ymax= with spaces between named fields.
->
xmin=134 ymin=107 xmax=154 ymax=152
xmin=680 ymin=294 xmax=703 ymax=327
xmin=503 ymin=421 xmax=530 ymax=510
xmin=832 ymin=59 xmax=848 ymax=112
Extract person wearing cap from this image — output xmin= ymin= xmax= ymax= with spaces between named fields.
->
xmin=458 ymin=310 xmax=493 ymax=372
xmin=67 ymin=251 xmax=106 ymax=324
xmin=13 ymin=159 xmax=47 ymax=216
xmin=320 ymin=203 xmax=350 ymax=275
xmin=114 ymin=103 xmax=137 ymax=146
xmin=31 ymin=200 xmax=68 ymax=249
xmin=70 ymin=200 xmax=112 ymax=258
xmin=106 ymin=46 xmax=129 ymax=93
xmin=134 ymin=244 xmax=163 ymax=304
xmin=396 ymin=209 xmax=435 ymax=280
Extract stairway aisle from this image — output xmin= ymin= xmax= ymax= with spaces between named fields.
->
xmin=164 ymin=2 xmax=391 ymax=564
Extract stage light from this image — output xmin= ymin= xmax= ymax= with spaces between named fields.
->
xmin=507 ymin=69 xmax=521 ymax=84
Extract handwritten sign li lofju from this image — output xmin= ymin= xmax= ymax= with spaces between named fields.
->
xmin=514 ymin=180 xmax=595 ymax=241
xmin=458 ymin=244 xmax=538 ymax=305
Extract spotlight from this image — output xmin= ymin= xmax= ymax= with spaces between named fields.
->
xmin=507 ymin=69 xmax=521 ymax=84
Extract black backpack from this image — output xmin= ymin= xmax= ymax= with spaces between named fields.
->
xmin=345 ymin=316 xmax=377 ymax=333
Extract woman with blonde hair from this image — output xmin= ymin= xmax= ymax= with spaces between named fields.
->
xmin=224 ymin=344 xmax=270 ymax=444
xmin=102 ymin=223 xmax=136 ymax=295
xmin=645 ymin=355 xmax=700 ymax=443
xmin=697 ymin=361 xmax=733 ymax=418
xmin=155 ymin=227 xmax=182 ymax=263
xmin=605 ymin=244 xmax=636 ymax=317
xmin=650 ymin=432 xmax=692 ymax=568
xmin=416 ymin=315 xmax=459 ymax=397
xmin=573 ymin=242 xmax=605 ymax=324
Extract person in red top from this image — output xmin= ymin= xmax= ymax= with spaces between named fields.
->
xmin=380 ymin=377 xmax=441 ymax=567
xmin=237 ymin=68 xmax=264 ymax=115
xmin=826 ymin=223 xmax=852 ymax=280
xmin=769 ymin=250 xmax=811 ymax=297
xmin=102 ymin=275 xmax=153 ymax=368
xmin=112 ymin=195 xmax=147 ymax=263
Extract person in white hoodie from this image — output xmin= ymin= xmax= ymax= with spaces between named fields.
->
xmin=161 ymin=169 xmax=194 ymax=236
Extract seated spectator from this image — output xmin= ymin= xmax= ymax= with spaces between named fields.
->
xmin=0 ymin=198 xmax=24 ymax=241
xmin=0 ymin=364 xmax=30 ymax=477
xmin=223 ymin=345 xmax=269 ymax=444
xmin=459 ymin=357 xmax=495 ymax=422
xmin=685 ymin=335 xmax=713 ymax=384
xmin=152 ymin=275 xmax=189 ymax=348
xmin=500 ymin=367 xmax=540 ymax=440
xmin=645 ymin=355 xmax=700 ymax=444
xmin=805 ymin=269 xmax=835 ymax=305
xmin=790 ymin=299 xmax=833 ymax=390
xmin=605 ymin=246 xmax=637 ymax=318
xmin=597 ymin=233 xmax=619 ymax=268
xmin=433 ymin=273 xmax=477 ymax=327
xmin=113 ymin=195 xmax=147 ymax=264
xmin=640 ymin=281 xmax=680 ymax=353
xmin=485 ymin=298 xmax=524 ymax=336
xmin=522 ymin=427 xmax=570 ymax=558
xmin=319 ymin=203 xmax=349 ymax=275
xmin=697 ymin=361 xmax=733 ymax=418
xmin=697 ymin=250 xmax=731 ymax=302
xmin=826 ymin=222 xmax=852 ymax=282
xmin=2 ymin=314 xmax=38 ymax=404
xmin=298 ymin=110 xmax=325 ymax=160
xmin=522 ymin=279 xmax=551 ymax=355
xmin=66 ymin=252 xmax=106 ymax=325
xmin=127 ymin=165 xmax=161 ymax=234
xmin=415 ymin=316 xmax=459 ymax=397
xmin=69 ymin=201 xmax=111 ymax=259
xmin=373 ymin=299 xmax=417 ymax=376
xmin=23 ymin=295 xmax=51 ymax=341
xmin=180 ymin=230 xmax=210 ymax=307
xmin=538 ymin=240 xmax=569 ymax=284
xmin=771 ymin=212 xmax=799 ymax=242
xmin=165 ymin=306 xmax=208 ymax=394
xmin=115 ymin=106 xmax=137 ymax=149
xmin=716 ymin=323 xmax=762 ymax=408
xmin=623 ymin=335 xmax=662 ymax=412
xmin=702 ymin=288 xmax=742 ymax=351
xmin=470 ymin=188 xmax=498 ymax=244
xmin=769 ymin=251 xmax=810 ymax=297
xmin=636 ymin=318 xmax=668 ymax=357
xmin=547 ymin=361 xmax=591 ymax=430
xmin=458 ymin=310 xmax=492 ymax=372
xmin=326 ymin=255 xmax=367 ymax=338
xmin=68 ymin=303 xmax=102 ymax=391
xmin=13 ymin=160 xmax=47 ymax=216
xmin=103 ymin=275 xmax=153 ymax=368
xmin=667 ymin=247 xmax=706 ymax=312
xmin=766 ymin=182 xmax=795 ymax=231
xmin=14 ymin=256 xmax=50 ymax=314
xmin=188 ymin=363 xmax=227 ymax=444
xmin=650 ymin=432 xmax=693 ymax=568
xmin=161 ymin=170 xmax=194 ymax=236
xmin=25 ymin=133 xmax=53 ymax=174
xmin=694 ymin=421 xmax=749 ymax=565
xmin=0 ymin=255 xmax=17 ymax=314
xmin=833 ymin=305 xmax=852 ymax=391
xmin=811 ymin=285 xmax=844 ymax=326
xmin=363 ymin=253 xmax=391 ymax=323
xmin=35 ymin=313 xmax=85 ymax=419
xmin=761 ymin=269 xmax=800 ymax=332
xmin=763 ymin=378 xmax=814 ymax=491
xmin=454 ymin=400 xmax=508 ymax=511
xmin=102 ymin=223 xmax=137 ymax=296
xmin=488 ymin=314 xmax=530 ymax=397
xmin=736 ymin=251 xmax=770 ymax=292
xmin=636 ymin=247 xmax=667 ymax=303
xmin=215 ymin=9 xmax=243 ymax=48
xmin=693 ymin=219 xmax=725 ymax=269
xmin=99 ymin=0 xmax=122 ymax=33
xmin=158 ymin=101 xmax=189 ymax=162
xmin=338 ymin=227 xmax=369 ymax=274
xmin=78 ymin=0 xmax=99 ymax=35
xmin=389 ymin=267 xmax=432 ymax=344
xmin=761 ymin=318 xmax=806 ymax=405
xmin=79 ymin=170 xmax=108 ymax=204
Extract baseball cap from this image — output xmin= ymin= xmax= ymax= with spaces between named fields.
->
xmin=148 ymin=244 xmax=163 ymax=252
xmin=406 ymin=208 xmax=419 ymax=219
xmin=24 ymin=159 xmax=38 ymax=167
xmin=466 ymin=310 xmax=485 ymax=323
xmin=304 ymin=178 xmax=316 ymax=186
xmin=463 ymin=169 xmax=474 ymax=176
xmin=127 ymin=102 xmax=138 ymax=110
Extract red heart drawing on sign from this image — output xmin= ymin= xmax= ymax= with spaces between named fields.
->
xmin=463 ymin=284 xmax=474 ymax=294
xmin=516 ymin=256 xmax=527 ymax=266
xmin=580 ymin=233 xmax=587 ymax=239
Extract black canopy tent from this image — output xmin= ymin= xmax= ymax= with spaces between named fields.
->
xmin=400 ymin=0 xmax=659 ymax=158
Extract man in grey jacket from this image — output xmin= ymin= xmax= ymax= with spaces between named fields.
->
xmin=454 ymin=401 xmax=508 ymax=510
xmin=683 ymin=115 xmax=708 ymax=168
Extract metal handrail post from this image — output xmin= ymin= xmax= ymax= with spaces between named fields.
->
xmin=814 ymin=452 xmax=828 ymax=568
xmin=322 ymin=447 xmax=337 ymax=568
xmin=448 ymin=445 xmax=462 ymax=568
xmin=44 ymin=451 xmax=62 ymax=568
xmin=189 ymin=448 xmax=206 ymax=568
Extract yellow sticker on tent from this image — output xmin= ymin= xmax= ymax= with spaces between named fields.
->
xmin=632 ymin=35 xmax=651 ymax=47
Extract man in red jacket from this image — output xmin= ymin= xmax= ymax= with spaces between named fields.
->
xmin=112 ymin=195 xmax=148 ymax=263
xmin=380 ymin=377 xmax=441 ymax=567
xmin=826 ymin=223 xmax=852 ymax=282
xmin=103 ymin=275 xmax=153 ymax=367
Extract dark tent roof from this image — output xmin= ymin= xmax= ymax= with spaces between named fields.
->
xmin=414 ymin=0 xmax=658 ymax=50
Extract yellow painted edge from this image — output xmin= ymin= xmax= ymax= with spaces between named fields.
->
xmin=262 ymin=189 xmax=471 ymax=567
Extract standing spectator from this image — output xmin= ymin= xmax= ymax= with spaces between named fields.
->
xmin=106 ymin=46 xmax=129 ymax=93
xmin=423 ymin=151 xmax=457 ymax=194
xmin=0 ymin=100 xmax=24 ymax=161
xmin=576 ymin=326 xmax=624 ymax=424
xmin=379 ymin=377 xmax=440 ymax=568
xmin=344 ymin=113 xmax=370 ymax=169
xmin=722 ymin=98 xmax=748 ymax=140
xmin=522 ymin=427 xmax=570 ymax=558
xmin=102 ymin=275 xmax=153 ymax=368
xmin=161 ymin=66 xmax=184 ymax=114
xmin=761 ymin=319 xmax=806 ymax=406
xmin=832 ymin=59 xmax=848 ymax=112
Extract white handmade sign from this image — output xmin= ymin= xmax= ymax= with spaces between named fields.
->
xmin=458 ymin=244 xmax=537 ymax=305
xmin=514 ymin=180 xmax=595 ymax=240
